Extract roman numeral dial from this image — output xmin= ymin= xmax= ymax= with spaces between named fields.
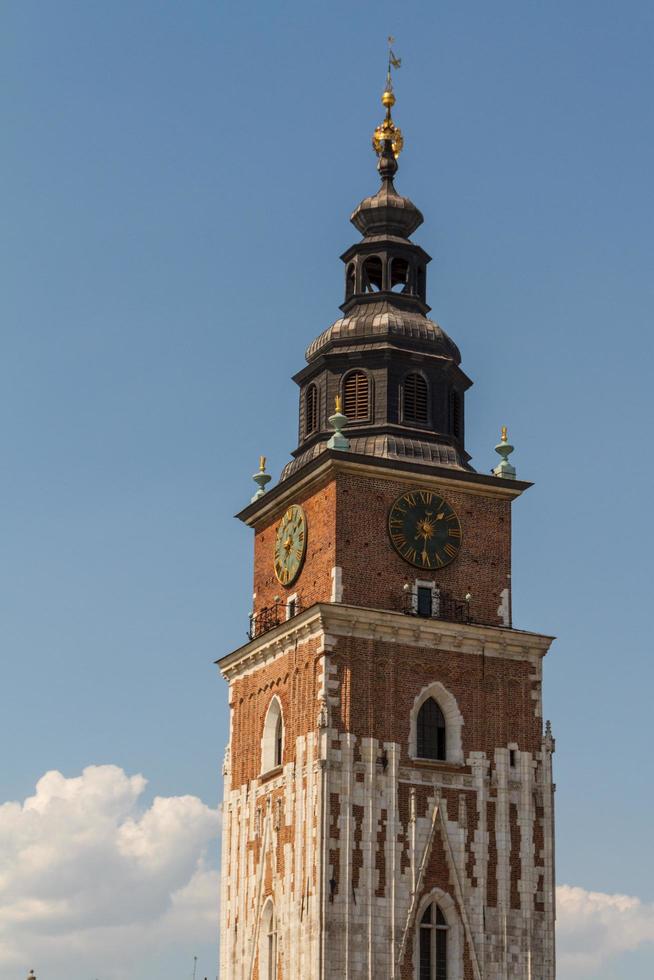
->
xmin=388 ymin=489 xmax=462 ymax=570
xmin=273 ymin=504 xmax=308 ymax=586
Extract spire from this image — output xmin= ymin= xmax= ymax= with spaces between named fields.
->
xmin=372 ymin=38 xmax=404 ymax=178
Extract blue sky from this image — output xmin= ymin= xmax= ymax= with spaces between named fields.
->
xmin=2 ymin=2 xmax=653 ymax=977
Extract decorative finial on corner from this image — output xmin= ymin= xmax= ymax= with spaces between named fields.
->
xmin=251 ymin=455 xmax=272 ymax=502
xmin=327 ymin=394 xmax=350 ymax=451
xmin=493 ymin=425 xmax=517 ymax=480
xmin=372 ymin=37 xmax=403 ymax=169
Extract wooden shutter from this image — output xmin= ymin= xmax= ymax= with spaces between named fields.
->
xmin=404 ymin=373 xmax=428 ymax=424
xmin=343 ymin=371 xmax=369 ymax=420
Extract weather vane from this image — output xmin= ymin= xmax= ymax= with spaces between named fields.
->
xmin=373 ymin=37 xmax=404 ymax=159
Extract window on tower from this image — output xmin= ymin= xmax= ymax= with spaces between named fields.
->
xmin=305 ymin=384 xmax=318 ymax=435
xmin=361 ymin=255 xmax=383 ymax=292
xmin=261 ymin=697 xmax=284 ymax=773
xmin=403 ymin=372 xmax=429 ymax=425
xmin=450 ymin=390 xmax=462 ymax=440
xmin=260 ymin=899 xmax=277 ymax=980
xmin=345 ymin=262 xmax=356 ymax=299
xmin=390 ymin=256 xmax=411 ymax=293
xmin=419 ymin=902 xmax=448 ymax=980
xmin=417 ymin=698 xmax=446 ymax=761
xmin=342 ymin=371 xmax=370 ymax=421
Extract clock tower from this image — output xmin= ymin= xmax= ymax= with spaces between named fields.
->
xmin=218 ymin=71 xmax=556 ymax=980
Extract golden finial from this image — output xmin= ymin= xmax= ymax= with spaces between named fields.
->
xmin=501 ymin=425 xmax=508 ymax=442
xmin=373 ymin=37 xmax=404 ymax=159
xmin=335 ymin=394 xmax=342 ymax=413
xmin=259 ymin=455 xmax=266 ymax=472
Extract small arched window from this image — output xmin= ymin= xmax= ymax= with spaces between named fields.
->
xmin=450 ymin=391 xmax=462 ymax=440
xmin=362 ymin=255 xmax=383 ymax=292
xmin=261 ymin=697 xmax=284 ymax=772
xmin=390 ymin=257 xmax=411 ymax=293
xmin=419 ymin=902 xmax=448 ymax=980
xmin=305 ymin=384 xmax=318 ymax=435
xmin=417 ymin=698 xmax=446 ymax=760
xmin=343 ymin=371 xmax=370 ymax=421
xmin=403 ymin=373 xmax=429 ymax=425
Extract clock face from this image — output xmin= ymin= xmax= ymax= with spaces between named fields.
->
xmin=273 ymin=504 xmax=307 ymax=586
xmin=388 ymin=489 xmax=462 ymax=570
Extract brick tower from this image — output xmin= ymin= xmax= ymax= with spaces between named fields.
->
xmin=218 ymin=70 xmax=556 ymax=980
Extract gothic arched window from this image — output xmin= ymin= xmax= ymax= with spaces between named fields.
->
xmin=342 ymin=371 xmax=370 ymax=422
xmin=305 ymin=384 xmax=318 ymax=435
xmin=417 ymin=698 xmax=446 ymax=760
xmin=403 ymin=373 xmax=429 ymax=425
xmin=260 ymin=899 xmax=277 ymax=980
xmin=419 ymin=902 xmax=448 ymax=980
xmin=362 ymin=255 xmax=383 ymax=292
xmin=261 ymin=697 xmax=284 ymax=772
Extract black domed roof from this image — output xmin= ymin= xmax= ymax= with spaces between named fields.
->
xmin=305 ymin=301 xmax=461 ymax=364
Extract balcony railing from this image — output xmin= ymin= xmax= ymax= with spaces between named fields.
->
xmin=399 ymin=589 xmax=471 ymax=624
xmin=248 ymin=601 xmax=304 ymax=640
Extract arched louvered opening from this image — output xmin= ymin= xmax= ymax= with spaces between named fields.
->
xmin=261 ymin=697 xmax=284 ymax=773
xmin=362 ymin=255 xmax=383 ymax=292
xmin=345 ymin=262 xmax=356 ymax=299
xmin=450 ymin=390 xmax=462 ymax=440
xmin=390 ymin=257 xmax=411 ymax=293
xmin=419 ymin=902 xmax=448 ymax=980
xmin=342 ymin=371 xmax=370 ymax=422
xmin=260 ymin=899 xmax=277 ymax=980
xmin=403 ymin=373 xmax=429 ymax=425
xmin=305 ymin=384 xmax=318 ymax=435
xmin=417 ymin=697 xmax=446 ymax=760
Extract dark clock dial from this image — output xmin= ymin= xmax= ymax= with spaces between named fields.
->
xmin=388 ymin=489 xmax=462 ymax=570
xmin=273 ymin=504 xmax=307 ymax=586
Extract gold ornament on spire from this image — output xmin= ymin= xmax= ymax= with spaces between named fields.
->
xmin=373 ymin=37 xmax=404 ymax=158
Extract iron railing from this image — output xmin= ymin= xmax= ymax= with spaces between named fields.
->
xmin=399 ymin=589 xmax=471 ymax=624
xmin=248 ymin=601 xmax=304 ymax=640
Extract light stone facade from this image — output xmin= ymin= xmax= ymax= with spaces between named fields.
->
xmin=218 ymin=605 xmax=556 ymax=980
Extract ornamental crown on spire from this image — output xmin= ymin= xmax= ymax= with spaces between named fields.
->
xmin=372 ymin=38 xmax=404 ymax=160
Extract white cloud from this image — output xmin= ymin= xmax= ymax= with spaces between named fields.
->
xmin=0 ymin=765 xmax=220 ymax=979
xmin=557 ymin=883 xmax=654 ymax=976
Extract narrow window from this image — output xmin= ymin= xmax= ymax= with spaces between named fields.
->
xmin=362 ymin=255 xmax=383 ymax=292
xmin=404 ymin=373 xmax=429 ymax=425
xmin=450 ymin=390 xmax=462 ymax=440
xmin=274 ymin=713 xmax=283 ymax=767
xmin=305 ymin=384 xmax=318 ymax=435
xmin=262 ymin=697 xmax=284 ymax=773
xmin=509 ymin=749 xmax=517 ymax=768
xmin=262 ymin=901 xmax=277 ymax=980
xmin=390 ymin=257 xmax=411 ymax=293
xmin=342 ymin=371 xmax=369 ymax=421
xmin=420 ymin=902 xmax=448 ymax=980
xmin=417 ymin=698 xmax=446 ymax=761
xmin=417 ymin=586 xmax=432 ymax=617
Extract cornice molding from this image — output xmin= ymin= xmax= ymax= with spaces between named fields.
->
xmin=217 ymin=603 xmax=555 ymax=681
xmin=236 ymin=453 xmax=531 ymax=528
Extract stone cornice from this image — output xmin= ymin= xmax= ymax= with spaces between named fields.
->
xmin=236 ymin=453 xmax=531 ymax=528
xmin=216 ymin=602 xmax=555 ymax=681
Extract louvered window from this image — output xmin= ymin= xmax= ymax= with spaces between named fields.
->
xmin=343 ymin=371 xmax=369 ymax=421
xmin=305 ymin=385 xmax=318 ymax=435
xmin=403 ymin=373 xmax=429 ymax=424
xmin=450 ymin=390 xmax=462 ymax=439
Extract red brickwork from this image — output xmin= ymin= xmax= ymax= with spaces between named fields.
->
xmin=251 ymin=467 xmax=511 ymax=628
xmin=330 ymin=636 xmax=542 ymax=760
xmin=229 ymin=636 xmax=322 ymax=788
